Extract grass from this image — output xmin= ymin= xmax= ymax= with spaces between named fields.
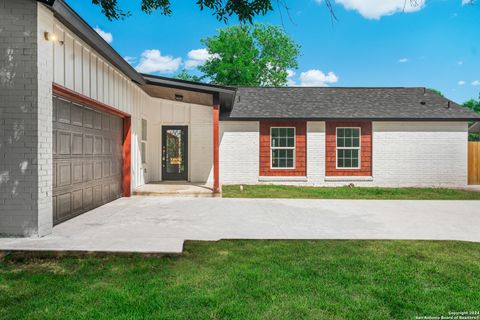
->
xmin=1 ymin=240 xmax=480 ymax=319
xmin=222 ymin=185 xmax=480 ymax=200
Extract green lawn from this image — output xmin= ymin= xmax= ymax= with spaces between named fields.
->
xmin=222 ymin=185 xmax=480 ymax=200
xmin=1 ymin=241 xmax=480 ymax=319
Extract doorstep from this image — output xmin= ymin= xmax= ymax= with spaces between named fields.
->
xmin=133 ymin=181 xmax=220 ymax=197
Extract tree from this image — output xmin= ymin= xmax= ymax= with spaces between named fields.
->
xmin=176 ymin=69 xmax=205 ymax=83
xmin=90 ymin=1 xmax=473 ymax=23
xmin=428 ymin=88 xmax=444 ymax=97
xmin=464 ymin=94 xmax=480 ymax=141
xmin=198 ymin=24 xmax=300 ymax=86
xmin=91 ymin=0 xmax=275 ymax=23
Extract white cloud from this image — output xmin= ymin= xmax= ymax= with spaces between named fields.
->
xmin=286 ymin=69 xmax=296 ymax=86
xmin=462 ymin=0 xmax=473 ymax=5
xmin=316 ymin=0 xmax=425 ymax=20
xmin=135 ymin=49 xmax=182 ymax=74
xmin=94 ymin=26 xmax=113 ymax=44
xmin=124 ymin=56 xmax=136 ymax=65
xmin=185 ymin=48 xmax=219 ymax=69
xmin=472 ymin=80 xmax=480 ymax=86
xmin=457 ymin=60 xmax=464 ymax=65
xmin=458 ymin=80 xmax=466 ymax=85
xmin=398 ymin=58 xmax=409 ymax=63
xmin=299 ymin=69 xmax=339 ymax=87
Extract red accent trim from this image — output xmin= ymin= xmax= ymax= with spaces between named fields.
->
xmin=123 ymin=117 xmax=132 ymax=197
xmin=259 ymin=121 xmax=307 ymax=176
xmin=213 ymin=105 xmax=220 ymax=193
xmin=52 ymin=83 xmax=130 ymax=118
xmin=325 ymin=121 xmax=372 ymax=176
xmin=52 ymin=82 xmax=132 ymax=197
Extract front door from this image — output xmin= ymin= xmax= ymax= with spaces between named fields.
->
xmin=162 ymin=126 xmax=188 ymax=180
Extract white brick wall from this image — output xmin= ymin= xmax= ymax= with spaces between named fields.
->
xmin=36 ymin=3 xmax=53 ymax=236
xmin=306 ymin=121 xmax=325 ymax=183
xmin=219 ymin=121 xmax=259 ymax=184
xmin=372 ymin=121 xmax=468 ymax=187
xmin=218 ymin=121 xmax=469 ymax=188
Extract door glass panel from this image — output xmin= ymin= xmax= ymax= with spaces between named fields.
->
xmin=165 ymin=129 xmax=185 ymax=175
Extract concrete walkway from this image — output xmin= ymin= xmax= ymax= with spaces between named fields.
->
xmin=1 ymin=196 xmax=479 ymax=254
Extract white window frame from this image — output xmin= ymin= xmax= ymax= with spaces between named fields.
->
xmin=141 ymin=118 xmax=147 ymax=165
xmin=336 ymin=127 xmax=361 ymax=170
xmin=270 ymin=127 xmax=296 ymax=170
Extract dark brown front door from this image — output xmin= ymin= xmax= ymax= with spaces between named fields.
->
xmin=52 ymin=96 xmax=123 ymax=225
xmin=162 ymin=126 xmax=188 ymax=181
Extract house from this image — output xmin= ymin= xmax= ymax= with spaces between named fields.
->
xmin=1 ymin=0 xmax=479 ymax=238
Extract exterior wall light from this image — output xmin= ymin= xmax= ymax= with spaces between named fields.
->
xmin=44 ymin=32 xmax=64 ymax=45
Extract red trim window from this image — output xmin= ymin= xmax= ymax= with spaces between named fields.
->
xmin=260 ymin=121 xmax=306 ymax=176
xmin=326 ymin=121 xmax=372 ymax=177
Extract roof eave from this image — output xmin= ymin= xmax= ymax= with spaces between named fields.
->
xmin=47 ymin=0 xmax=145 ymax=85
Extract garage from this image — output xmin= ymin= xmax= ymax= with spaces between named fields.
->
xmin=52 ymin=96 xmax=124 ymax=225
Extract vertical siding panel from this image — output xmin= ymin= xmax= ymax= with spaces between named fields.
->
xmin=103 ymin=64 xmax=109 ymax=104
xmin=90 ymin=53 xmax=97 ymax=100
xmin=82 ymin=47 xmax=90 ymax=97
xmin=64 ymin=33 xmax=74 ymax=89
xmin=53 ymin=24 xmax=65 ymax=85
xmin=119 ymin=76 xmax=124 ymax=111
xmin=113 ymin=71 xmax=119 ymax=107
xmin=97 ymin=60 xmax=104 ymax=102
xmin=107 ymin=66 xmax=115 ymax=105
xmin=74 ymin=40 xmax=83 ymax=93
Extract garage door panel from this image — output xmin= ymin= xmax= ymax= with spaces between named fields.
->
xmin=94 ymin=136 xmax=102 ymax=154
xmin=58 ymin=99 xmax=71 ymax=124
xmin=53 ymin=96 xmax=123 ymax=225
xmin=59 ymin=132 xmax=71 ymax=155
xmin=84 ymin=135 xmax=93 ymax=154
xmin=83 ymin=109 xmax=93 ymax=128
xmin=71 ymin=104 xmax=83 ymax=126
xmin=83 ymin=161 xmax=93 ymax=182
xmin=58 ymin=162 xmax=71 ymax=187
xmin=93 ymin=185 xmax=102 ymax=206
xmin=83 ymin=187 xmax=93 ymax=209
xmin=72 ymin=190 xmax=83 ymax=212
xmin=72 ymin=162 xmax=83 ymax=184
xmin=94 ymin=161 xmax=102 ymax=180
xmin=94 ymin=112 xmax=102 ymax=129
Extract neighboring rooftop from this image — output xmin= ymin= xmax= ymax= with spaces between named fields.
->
xmin=222 ymin=87 xmax=480 ymax=121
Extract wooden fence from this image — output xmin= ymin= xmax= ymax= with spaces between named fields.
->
xmin=468 ymin=142 xmax=480 ymax=185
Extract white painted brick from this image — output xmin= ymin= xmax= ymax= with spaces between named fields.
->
xmin=219 ymin=121 xmax=259 ymax=184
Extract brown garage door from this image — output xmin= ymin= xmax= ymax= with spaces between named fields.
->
xmin=53 ymin=96 xmax=123 ymax=225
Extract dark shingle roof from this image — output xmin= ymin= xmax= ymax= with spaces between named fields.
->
xmin=223 ymin=87 xmax=480 ymax=121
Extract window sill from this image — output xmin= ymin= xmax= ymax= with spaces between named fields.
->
xmin=259 ymin=176 xmax=308 ymax=182
xmin=324 ymin=176 xmax=374 ymax=182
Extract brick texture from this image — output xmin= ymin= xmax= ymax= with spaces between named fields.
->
xmin=0 ymin=0 xmax=40 ymax=236
xmin=325 ymin=121 xmax=372 ymax=177
xmin=259 ymin=121 xmax=306 ymax=177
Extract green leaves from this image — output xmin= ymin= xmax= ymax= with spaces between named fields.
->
xmin=464 ymin=94 xmax=480 ymax=141
xmin=199 ymin=24 xmax=300 ymax=86
xmin=91 ymin=0 xmax=274 ymax=23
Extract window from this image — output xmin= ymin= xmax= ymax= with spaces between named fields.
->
xmin=270 ymin=127 xmax=295 ymax=169
xmin=336 ymin=127 xmax=361 ymax=169
xmin=141 ymin=118 xmax=147 ymax=164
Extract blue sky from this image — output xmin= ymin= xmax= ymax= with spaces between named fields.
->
xmin=67 ymin=0 xmax=479 ymax=103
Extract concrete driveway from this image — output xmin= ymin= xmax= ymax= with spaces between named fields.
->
xmin=1 ymin=196 xmax=479 ymax=253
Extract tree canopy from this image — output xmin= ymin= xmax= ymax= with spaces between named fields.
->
xmin=189 ymin=24 xmax=300 ymax=86
xmin=464 ymin=94 xmax=480 ymax=141
xmin=91 ymin=0 xmax=275 ymax=23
